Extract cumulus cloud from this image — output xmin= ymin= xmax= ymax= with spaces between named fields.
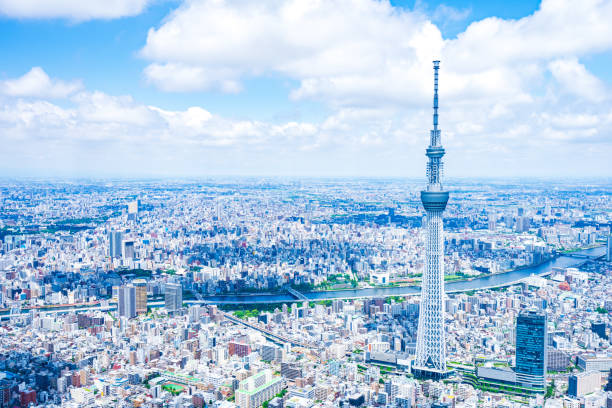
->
xmin=140 ymin=0 xmax=612 ymax=109
xmin=0 ymin=67 xmax=82 ymax=99
xmin=446 ymin=0 xmax=612 ymax=72
xmin=140 ymin=0 xmax=444 ymax=104
xmin=0 ymin=0 xmax=150 ymax=21
xmin=548 ymin=58 xmax=607 ymax=102
xmin=144 ymin=63 xmax=242 ymax=93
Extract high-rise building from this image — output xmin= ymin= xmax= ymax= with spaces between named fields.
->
xmin=515 ymin=309 xmax=547 ymax=391
xmin=127 ymin=200 xmax=140 ymax=221
xmin=592 ymin=321 xmax=608 ymax=340
xmin=413 ymin=60 xmax=450 ymax=379
xmin=127 ymin=200 xmax=139 ymax=215
xmin=189 ymin=305 xmax=201 ymax=322
xmin=607 ymin=235 xmax=612 ymax=262
xmin=133 ymin=279 xmax=147 ymax=315
xmin=118 ymin=285 xmax=136 ymax=319
xmin=568 ymin=371 xmax=601 ymax=397
xmin=109 ymin=231 xmax=123 ymax=259
xmin=165 ymin=283 xmax=182 ymax=313
xmin=123 ymin=241 xmax=135 ymax=260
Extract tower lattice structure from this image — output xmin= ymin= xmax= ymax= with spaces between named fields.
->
xmin=413 ymin=60 xmax=450 ymax=378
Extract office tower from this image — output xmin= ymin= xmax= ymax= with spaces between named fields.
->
xmin=123 ymin=241 xmax=135 ymax=260
xmin=414 ymin=60 xmax=450 ymax=379
xmin=568 ymin=371 xmax=600 ymax=397
xmin=607 ymin=235 xmax=612 ymax=262
xmin=165 ymin=283 xmax=182 ymax=313
xmin=127 ymin=200 xmax=139 ymax=221
xmin=592 ymin=321 xmax=608 ymax=340
xmin=515 ymin=309 xmax=547 ymax=391
xmin=118 ymin=285 xmax=136 ymax=319
xmin=108 ymin=231 xmax=123 ymax=259
xmin=189 ymin=305 xmax=201 ymax=322
xmin=127 ymin=200 xmax=139 ymax=215
xmin=133 ymin=279 xmax=147 ymax=315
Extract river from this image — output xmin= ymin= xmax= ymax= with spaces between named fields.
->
xmin=202 ymin=246 xmax=605 ymax=304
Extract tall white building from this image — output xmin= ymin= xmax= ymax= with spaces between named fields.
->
xmin=413 ymin=60 xmax=450 ymax=379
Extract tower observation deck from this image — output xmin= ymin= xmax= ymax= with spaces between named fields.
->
xmin=413 ymin=60 xmax=451 ymax=379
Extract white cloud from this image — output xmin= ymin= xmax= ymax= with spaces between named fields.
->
xmin=446 ymin=0 xmax=612 ymax=72
xmin=548 ymin=58 xmax=607 ymax=102
xmin=144 ymin=63 xmax=242 ymax=93
xmin=1 ymin=67 xmax=82 ymax=98
xmin=141 ymin=0 xmax=444 ymax=104
xmin=140 ymin=0 xmax=612 ymax=110
xmin=72 ymin=91 xmax=161 ymax=127
xmin=0 ymin=0 xmax=150 ymax=21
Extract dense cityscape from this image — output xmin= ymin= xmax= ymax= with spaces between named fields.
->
xmin=0 ymin=177 xmax=610 ymax=407
xmin=2 ymin=0 xmax=612 ymax=407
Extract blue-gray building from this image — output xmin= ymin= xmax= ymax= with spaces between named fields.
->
xmin=164 ymin=282 xmax=183 ymax=313
xmin=515 ymin=309 xmax=547 ymax=391
xmin=118 ymin=285 xmax=136 ymax=319
xmin=108 ymin=230 xmax=123 ymax=259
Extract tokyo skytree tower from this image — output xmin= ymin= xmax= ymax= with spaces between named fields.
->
xmin=413 ymin=60 xmax=450 ymax=378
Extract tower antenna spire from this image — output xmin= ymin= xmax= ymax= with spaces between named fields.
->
xmin=425 ymin=60 xmax=444 ymax=191
xmin=433 ymin=60 xmax=439 ymax=134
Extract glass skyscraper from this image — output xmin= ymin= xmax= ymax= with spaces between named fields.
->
xmin=118 ymin=285 xmax=136 ymax=319
xmin=515 ymin=309 xmax=548 ymax=390
xmin=109 ymin=230 xmax=123 ymax=259
xmin=165 ymin=282 xmax=183 ymax=313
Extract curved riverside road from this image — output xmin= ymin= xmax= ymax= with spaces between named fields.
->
xmin=202 ymin=246 xmax=605 ymax=304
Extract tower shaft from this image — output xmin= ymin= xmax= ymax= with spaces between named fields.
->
xmin=414 ymin=60 xmax=449 ymax=378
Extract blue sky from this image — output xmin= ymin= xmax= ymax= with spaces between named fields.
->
xmin=0 ymin=0 xmax=610 ymax=178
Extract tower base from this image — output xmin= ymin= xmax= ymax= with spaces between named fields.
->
xmin=412 ymin=366 xmax=453 ymax=380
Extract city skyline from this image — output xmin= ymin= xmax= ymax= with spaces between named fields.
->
xmin=1 ymin=0 xmax=611 ymax=178
xmin=0 ymin=174 xmax=610 ymax=406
